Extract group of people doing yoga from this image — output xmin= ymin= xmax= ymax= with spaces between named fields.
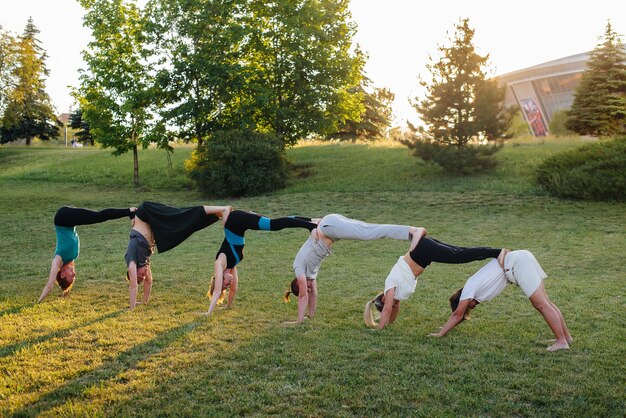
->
xmin=39 ymin=203 xmax=572 ymax=351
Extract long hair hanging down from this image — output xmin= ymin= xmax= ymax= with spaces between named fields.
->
xmin=56 ymin=262 xmax=75 ymax=295
xmin=363 ymin=292 xmax=384 ymax=328
xmin=283 ymin=278 xmax=299 ymax=302
xmin=207 ymin=276 xmax=226 ymax=304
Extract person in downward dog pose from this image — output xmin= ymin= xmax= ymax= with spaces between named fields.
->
xmin=125 ymin=201 xmax=231 ymax=309
xmin=429 ymin=250 xmax=572 ymax=352
xmin=284 ymin=214 xmax=422 ymax=324
xmin=204 ymin=210 xmax=317 ymax=315
xmin=38 ymin=206 xmax=136 ymax=303
xmin=364 ymin=230 xmax=508 ymax=329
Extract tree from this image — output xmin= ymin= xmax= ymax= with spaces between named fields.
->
xmin=145 ymin=0 xmax=247 ymax=147
xmin=0 ymin=26 xmax=18 ymax=117
xmin=77 ymin=0 xmax=167 ymax=185
xmin=242 ymin=0 xmax=364 ymax=145
xmin=329 ymin=72 xmax=394 ymax=141
xmin=69 ymin=108 xmax=93 ymax=145
xmin=1 ymin=18 xmax=59 ymax=145
xmin=566 ymin=21 xmax=626 ymax=137
xmin=402 ymin=18 xmax=512 ymax=174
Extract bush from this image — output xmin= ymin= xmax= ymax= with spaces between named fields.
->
xmin=185 ymin=129 xmax=289 ymax=197
xmin=548 ymin=110 xmax=574 ymax=137
xmin=400 ymin=137 xmax=502 ymax=175
xmin=507 ymin=110 xmax=531 ymax=138
xmin=535 ymin=137 xmax=626 ymax=201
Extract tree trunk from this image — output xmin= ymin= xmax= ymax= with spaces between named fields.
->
xmin=25 ymin=137 xmax=31 ymax=146
xmin=133 ymin=144 xmax=139 ymax=186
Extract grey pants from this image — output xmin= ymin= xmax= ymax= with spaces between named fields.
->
xmin=319 ymin=214 xmax=410 ymax=242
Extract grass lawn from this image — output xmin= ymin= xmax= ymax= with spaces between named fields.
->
xmin=0 ymin=137 xmax=624 ymax=416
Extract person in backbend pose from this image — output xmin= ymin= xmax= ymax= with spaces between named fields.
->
xmin=38 ymin=206 xmax=136 ymax=303
xmin=429 ymin=250 xmax=572 ymax=352
xmin=125 ymin=201 xmax=231 ymax=310
xmin=204 ymin=210 xmax=317 ymax=315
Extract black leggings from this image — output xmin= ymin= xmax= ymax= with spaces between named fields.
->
xmin=409 ymin=237 xmax=501 ymax=269
xmin=224 ymin=210 xmax=316 ymax=235
xmin=54 ymin=206 xmax=133 ymax=227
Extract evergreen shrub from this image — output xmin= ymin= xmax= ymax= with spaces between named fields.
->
xmin=535 ymin=137 xmax=626 ymax=201
xmin=185 ymin=129 xmax=288 ymax=197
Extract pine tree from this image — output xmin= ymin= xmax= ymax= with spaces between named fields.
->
xmin=69 ymin=108 xmax=93 ymax=145
xmin=566 ymin=21 xmax=626 ymax=137
xmin=402 ymin=18 xmax=512 ymax=174
xmin=0 ymin=18 xmax=59 ymax=145
xmin=329 ymin=76 xmax=394 ymax=141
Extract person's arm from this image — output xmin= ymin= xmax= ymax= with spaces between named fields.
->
xmin=142 ymin=265 xmax=153 ymax=305
xmin=409 ymin=227 xmax=427 ymax=252
xmin=430 ymin=299 xmax=471 ymax=337
xmin=226 ymin=266 xmax=238 ymax=308
xmin=307 ymin=279 xmax=317 ymax=319
xmin=128 ymin=262 xmax=139 ymax=310
xmin=38 ymin=255 xmax=63 ymax=303
xmin=388 ymin=300 xmax=400 ymax=325
xmin=296 ymin=275 xmax=309 ymax=323
xmin=378 ymin=287 xmax=397 ymax=329
xmin=206 ymin=255 xmax=226 ymax=315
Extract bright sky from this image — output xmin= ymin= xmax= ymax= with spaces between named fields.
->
xmin=2 ymin=0 xmax=625 ymax=126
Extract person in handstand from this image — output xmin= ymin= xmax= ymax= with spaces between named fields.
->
xmin=126 ymin=202 xmax=231 ymax=309
xmin=204 ymin=210 xmax=317 ymax=315
xmin=429 ymin=250 xmax=572 ymax=352
xmin=38 ymin=206 xmax=136 ymax=302
xmin=284 ymin=214 xmax=422 ymax=324
xmin=364 ymin=229 xmax=508 ymax=329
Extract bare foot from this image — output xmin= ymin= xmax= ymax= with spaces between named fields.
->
xmin=498 ymin=248 xmax=510 ymax=268
xmin=567 ymin=335 xmax=574 ymax=344
xmin=547 ymin=341 xmax=570 ymax=351
xmin=221 ymin=206 xmax=232 ymax=225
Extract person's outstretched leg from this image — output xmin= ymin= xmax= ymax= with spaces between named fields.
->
xmin=54 ymin=207 xmax=133 ymax=227
xmin=410 ymin=237 xmax=502 ymax=268
xmin=225 ymin=210 xmax=317 ymax=235
xmin=265 ymin=216 xmax=317 ymax=232
xmin=529 ymin=283 xmax=569 ymax=351
xmin=318 ymin=214 xmax=410 ymax=241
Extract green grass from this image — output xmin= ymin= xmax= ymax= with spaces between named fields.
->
xmin=1 ymin=137 xmax=624 ymax=416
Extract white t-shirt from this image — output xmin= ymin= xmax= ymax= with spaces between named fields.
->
xmin=460 ymin=259 xmax=507 ymax=303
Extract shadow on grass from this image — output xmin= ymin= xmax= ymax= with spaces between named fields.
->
xmin=0 ymin=309 xmax=125 ymax=359
xmin=13 ymin=318 xmax=204 ymax=417
xmin=0 ymin=303 xmax=33 ymax=318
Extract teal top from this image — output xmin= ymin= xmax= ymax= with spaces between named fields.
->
xmin=55 ymin=226 xmax=79 ymax=263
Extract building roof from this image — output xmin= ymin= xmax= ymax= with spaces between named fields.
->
xmin=498 ymin=52 xmax=590 ymax=83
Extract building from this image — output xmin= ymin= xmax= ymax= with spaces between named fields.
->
xmin=497 ymin=52 xmax=589 ymax=136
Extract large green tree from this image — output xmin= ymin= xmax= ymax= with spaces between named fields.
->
xmin=566 ymin=21 xmax=626 ymax=137
xmin=242 ymin=0 xmax=364 ymax=145
xmin=77 ymin=0 xmax=166 ymax=185
xmin=1 ymin=18 xmax=59 ymax=145
xmin=146 ymin=0 xmax=248 ymax=147
xmin=402 ymin=18 xmax=512 ymax=174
